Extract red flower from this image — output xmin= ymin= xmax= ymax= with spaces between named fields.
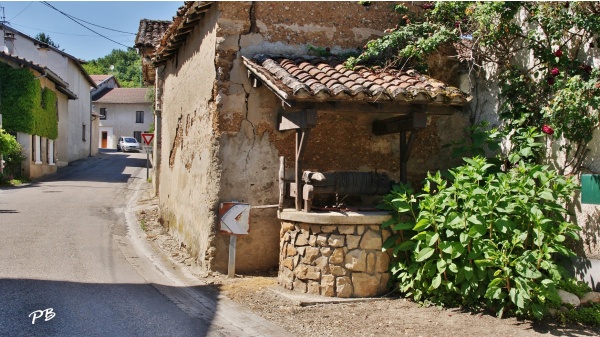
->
xmin=542 ymin=125 xmax=554 ymax=135
xmin=580 ymin=64 xmax=593 ymax=74
xmin=422 ymin=2 xmax=435 ymax=10
xmin=550 ymin=67 xmax=560 ymax=77
xmin=554 ymin=49 xmax=563 ymax=57
xmin=547 ymin=77 xmax=555 ymax=85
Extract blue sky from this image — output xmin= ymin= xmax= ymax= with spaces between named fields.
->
xmin=0 ymin=1 xmax=184 ymax=61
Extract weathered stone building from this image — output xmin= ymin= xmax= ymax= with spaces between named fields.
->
xmin=137 ymin=1 xmax=470 ymax=286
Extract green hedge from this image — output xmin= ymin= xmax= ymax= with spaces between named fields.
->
xmin=0 ymin=63 xmax=58 ymax=140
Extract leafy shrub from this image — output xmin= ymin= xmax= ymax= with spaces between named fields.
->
xmin=0 ymin=129 xmax=25 ymax=177
xmin=380 ymin=157 xmax=579 ymax=319
xmin=557 ymin=278 xmax=592 ymax=299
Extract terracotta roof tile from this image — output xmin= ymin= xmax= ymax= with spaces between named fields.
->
xmin=135 ymin=19 xmax=172 ymax=49
xmin=92 ymin=88 xmax=150 ymax=104
xmin=242 ymin=55 xmax=470 ymax=105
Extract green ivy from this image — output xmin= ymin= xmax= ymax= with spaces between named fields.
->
xmin=0 ymin=63 xmax=58 ymax=140
xmin=35 ymin=88 xmax=58 ymax=140
xmin=0 ymin=62 xmax=36 ymax=134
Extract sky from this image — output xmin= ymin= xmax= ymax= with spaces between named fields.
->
xmin=0 ymin=1 xmax=184 ymax=61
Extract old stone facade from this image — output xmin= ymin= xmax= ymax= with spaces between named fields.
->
xmin=279 ymin=220 xmax=393 ymax=297
xmin=141 ymin=2 xmax=469 ymax=275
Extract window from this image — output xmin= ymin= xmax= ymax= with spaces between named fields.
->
xmin=100 ymin=108 xmax=106 ymax=120
xmin=82 ymin=123 xmax=86 ymax=141
xmin=136 ymin=111 xmax=144 ymax=123
xmin=133 ymin=131 xmax=142 ymax=143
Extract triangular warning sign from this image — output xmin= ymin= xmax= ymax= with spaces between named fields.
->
xmin=141 ymin=133 xmax=154 ymax=145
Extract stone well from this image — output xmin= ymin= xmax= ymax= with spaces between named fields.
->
xmin=277 ymin=209 xmax=393 ymax=298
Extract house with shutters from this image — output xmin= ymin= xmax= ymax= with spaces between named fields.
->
xmin=90 ymin=75 xmax=152 ymax=149
xmin=137 ymin=2 xmax=470 ymax=292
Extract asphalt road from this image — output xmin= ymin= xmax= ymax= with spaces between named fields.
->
xmin=0 ymin=151 xmax=269 ymax=337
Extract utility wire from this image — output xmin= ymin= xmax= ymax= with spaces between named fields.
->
xmin=40 ymin=1 xmax=135 ymax=35
xmin=8 ymin=22 xmax=131 ymax=38
xmin=8 ymin=2 xmax=34 ymax=22
xmin=40 ymin=1 xmax=132 ymax=49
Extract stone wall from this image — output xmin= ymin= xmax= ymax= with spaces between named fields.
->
xmin=279 ymin=221 xmax=393 ymax=297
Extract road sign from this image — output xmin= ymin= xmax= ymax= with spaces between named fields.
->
xmin=141 ymin=133 xmax=154 ymax=146
xmin=219 ymin=202 xmax=250 ymax=235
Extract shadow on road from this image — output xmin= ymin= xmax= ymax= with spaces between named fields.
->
xmin=0 ymin=278 xmax=219 ymax=337
xmin=44 ymin=152 xmax=149 ymax=184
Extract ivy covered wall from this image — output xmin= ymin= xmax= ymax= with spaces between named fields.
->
xmin=0 ymin=62 xmax=58 ymax=140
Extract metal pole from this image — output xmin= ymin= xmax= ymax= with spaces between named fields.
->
xmin=228 ymin=235 xmax=236 ymax=278
xmin=146 ymin=149 xmax=149 ymax=180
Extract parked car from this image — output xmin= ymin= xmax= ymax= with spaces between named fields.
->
xmin=117 ymin=136 xmax=141 ymax=152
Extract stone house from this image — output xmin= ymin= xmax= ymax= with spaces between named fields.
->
xmin=0 ymin=52 xmax=74 ymax=179
xmin=90 ymin=75 xmax=152 ymax=148
xmin=0 ymin=24 xmax=98 ymax=165
xmin=138 ymin=1 xmax=470 ymax=293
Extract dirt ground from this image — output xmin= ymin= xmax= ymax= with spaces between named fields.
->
xmin=135 ymin=193 xmax=600 ymax=337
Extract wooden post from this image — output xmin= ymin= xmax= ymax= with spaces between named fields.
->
xmin=278 ymin=156 xmax=285 ymax=212
xmin=295 ymin=130 xmax=309 ymax=211
xmin=228 ymin=235 xmax=236 ymax=278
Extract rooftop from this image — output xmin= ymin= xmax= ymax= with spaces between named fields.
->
xmin=243 ymin=55 xmax=470 ymax=106
xmin=92 ymin=88 xmax=150 ymax=104
xmin=134 ymin=19 xmax=172 ymax=50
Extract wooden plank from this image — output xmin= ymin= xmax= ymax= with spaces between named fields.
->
xmin=279 ymin=109 xmax=317 ymax=131
xmin=372 ymin=112 xmax=427 ymax=135
xmin=278 ymin=156 xmax=285 ymax=212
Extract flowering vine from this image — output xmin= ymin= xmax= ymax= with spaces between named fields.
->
xmin=348 ymin=1 xmax=600 ymax=174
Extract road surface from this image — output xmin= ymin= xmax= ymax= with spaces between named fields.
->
xmin=0 ymin=151 xmax=288 ymax=337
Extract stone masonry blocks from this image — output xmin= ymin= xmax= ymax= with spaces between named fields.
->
xmin=278 ymin=221 xmax=392 ymax=298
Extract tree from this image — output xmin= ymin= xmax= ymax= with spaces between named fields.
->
xmin=34 ymin=32 xmax=60 ymax=49
xmin=82 ymin=48 xmax=143 ymax=88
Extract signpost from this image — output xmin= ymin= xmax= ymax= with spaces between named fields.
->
xmin=141 ymin=133 xmax=154 ymax=180
xmin=219 ymin=202 xmax=251 ymax=278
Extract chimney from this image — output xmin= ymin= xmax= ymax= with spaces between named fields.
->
xmin=3 ymin=32 xmax=14 ymax=54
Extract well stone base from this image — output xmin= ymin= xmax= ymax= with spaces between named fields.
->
xmin=278 ymin=214 xmax=393 ymax=298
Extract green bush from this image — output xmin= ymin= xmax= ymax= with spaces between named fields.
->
xmin=0 ymin=129 xmax=25 ymax=177
xmin=380 ymin=157 xmax=579 ymax=319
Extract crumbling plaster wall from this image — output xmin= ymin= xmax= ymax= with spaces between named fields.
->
xmin=209 ymin=1 xmax=469 ymax=273
xmin=158 ymin=8 xmax=222 ymax=271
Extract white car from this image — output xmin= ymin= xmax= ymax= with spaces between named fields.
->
xmin=117 ymin=137 xmax=141 ymax=152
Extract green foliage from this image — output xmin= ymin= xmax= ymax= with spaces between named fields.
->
xmin=82 ymin=48 xmax=142 ymax=88
xmin=0 ymin=129 xmax=26 ymax=177
xmin=444 ymin=122 xmax=501 ymax=160
xmin=380 ymin=156 xmax=579 ymax=319
xmin=348 ymin=2 xmax=600 ymax=172
xmin=557 ymin=278 xmax=592 ymax=299
xmin=34 ymin=32 xmax=60 ymax=49
xmin=558 ymin=304 xmax=600 ymax=326
xmin=0 ymin=63 xmax=37 ymax=134
xmin=0 ymin=63 xmax=59 ymax=140
xmin=34 ymin=88 xmax=58 ymax=140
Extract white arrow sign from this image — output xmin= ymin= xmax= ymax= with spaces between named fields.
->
xmin=220 ymin=203 xmax=250 ymax=235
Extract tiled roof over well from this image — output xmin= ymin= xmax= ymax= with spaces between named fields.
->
xmin=134 ymin=19 xmax=172 ymax=49
xmin=92 ymin=88 xmax=150 ymax=104
xmin=243 ymin=55 xmax=470 ymax=106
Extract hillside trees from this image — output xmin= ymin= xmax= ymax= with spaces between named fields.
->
xmin=82 ymin=48 xmax=142 ymax=88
